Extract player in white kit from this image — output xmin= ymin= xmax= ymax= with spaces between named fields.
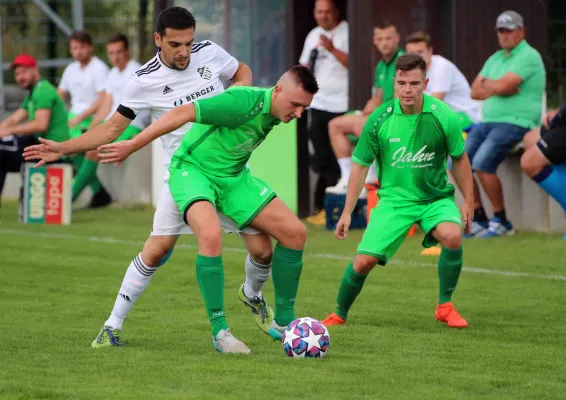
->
xmin=57 ymin=30 xmax=112 ymax=207
xmin=24 ymin=7 xmax=275 ymax=349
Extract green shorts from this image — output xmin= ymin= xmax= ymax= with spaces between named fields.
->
xmin=68 ymin=113 xmax=93 ymax=139
xmin=114 ymin=125 xmax=141 ymax=142
xmin=357 ymin=198 xmax=462 ymax=265
xmin=168 ymin=163 xmax=276 ymax=230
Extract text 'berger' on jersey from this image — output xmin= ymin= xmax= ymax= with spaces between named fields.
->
xmin=173 ymin=86 xmax=215 ymax=106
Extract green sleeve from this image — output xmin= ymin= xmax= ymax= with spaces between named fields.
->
xmin=373 ymin=62 xmax=382 ymax=88
xmin=194 ymin=88 xmax=262 ymax=129
xmin=352 ymin=114 xmax=380 ymax=166
xmin=20 ymin=96 xmax=30 ymax=111
xmin=509 ymin=50 xmax=542 ymax=81
xmin=444 ymin=111 xmax=466 ymax=158
xmin=32 ymin=84 xmax=56 ymax=110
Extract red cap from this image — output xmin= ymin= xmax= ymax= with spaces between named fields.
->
xmin=11 ymin=54 xmax=37 ymax=69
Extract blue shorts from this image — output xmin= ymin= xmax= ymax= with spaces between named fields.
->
xmin=465 ymin=122 xmax=528 ymax=174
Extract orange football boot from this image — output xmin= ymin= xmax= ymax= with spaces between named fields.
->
xmin=321 ymin=313 xmax=346 ymax=327
xmin=435 ymin=302 xmax=468 ymax=328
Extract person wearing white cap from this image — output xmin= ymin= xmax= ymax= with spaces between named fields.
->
xmin=466 ymin=10 xmax=545 ymax=238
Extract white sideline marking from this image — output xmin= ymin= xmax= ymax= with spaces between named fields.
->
xmin=1 ymin=228 xmax=565 ymax=282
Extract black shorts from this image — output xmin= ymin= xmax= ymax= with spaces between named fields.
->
xmin=537 ymin=126 xmax=566 ymax=165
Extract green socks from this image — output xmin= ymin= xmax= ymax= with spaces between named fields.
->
xmin=271 ymin=244 xmax=303 ymax=327
xmin=72 ymin=155 xmax=102 ymax=201
xmin=438 ymin=247 xmax=463 ymax=304
xmin=196 ymin=254 xmax=228 ymax=337
xmin=335 ymin=263 xmax=368 ymax=320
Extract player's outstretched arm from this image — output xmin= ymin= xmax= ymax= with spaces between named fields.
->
xmin=452 ymin=153 xmax=474 ymax=234
xmin=22 ymin=111 xmax=131 ymax=167
xmin=98 ymin=104 xmax=197 ymax=165
xmin=335 ymin=163 xmax=369 ymax=240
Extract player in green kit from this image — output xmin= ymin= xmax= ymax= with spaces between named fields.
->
xmin=95 ymin=65 xmax=318 ymax=353
xmin=321 ymin=54 xmax=474 ymax=329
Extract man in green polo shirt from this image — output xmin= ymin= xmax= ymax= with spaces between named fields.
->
xmin=326 ymin=20 xmax=405 ymax=195
xmin=466 ymin=10 xmax=545 ymax=238
xmin=0 ymin=54 xmax=69 ymax=204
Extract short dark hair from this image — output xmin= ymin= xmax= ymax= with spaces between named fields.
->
xmin=156 ymin=7 xmax=196 ymax=37
xmin=107 ymin=33 xmax=129 ymax=49
xmin=69 ymin=30 xmax=93 ymax=45
xmin=395 ymin=54 xmax=427 ymax=75
xmin=405 ymin=31 xmax=432 ymax=48
xmin=288 ymin=65 xmax=319 ymax=94
xmin=375 ymin=20 xmax=396 ymax=31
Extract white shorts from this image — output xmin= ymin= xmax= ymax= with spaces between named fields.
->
xmin=150 ymin=183 xmax=261 ymax=236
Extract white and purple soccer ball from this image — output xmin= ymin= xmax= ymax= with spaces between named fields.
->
xmin=282 ymin=317 xmax=330 ymax=358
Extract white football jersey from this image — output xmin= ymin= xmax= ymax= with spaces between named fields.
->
xmin=118 ymin=41 xmax=239 ymax=173
xmin=58 ymin=56 xmax=109 ymax=115
xmin=104 ymin=60 xmax=150 ymax=129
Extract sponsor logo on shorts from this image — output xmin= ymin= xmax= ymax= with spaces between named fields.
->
xmin=391 ymin=145 xmax=435 ymax=168
xmin=539 ymin=139 xmax=548 ymax=148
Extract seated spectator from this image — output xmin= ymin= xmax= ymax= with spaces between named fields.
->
xmin=404 ymin=31 xmax=480 ymax=129
xmin=466 ymin=10 xmax=545 ymax=237
xmin=520 ymin=104 xmax=566 ymax=239
xmin=326 ymin=20 xmax=404 ymax=195
xmin=0 ymin=54 xmax=69 ymax=206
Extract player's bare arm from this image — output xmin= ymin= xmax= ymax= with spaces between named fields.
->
xmin=0 ymin=108 xmax=28 ymax=138
xmin=335 ymin=163 xmax=369 ymax=240
xmin=23 ymin=111 xmax=131 ymax=166
xmin=2 ymin=109 xmax=50 ymax=137
xmin=451 ymin=152 xmax=474 ymax=234
xmin=89 ymin=92 xmax=113 ymax=128
xmin=230 ymin=62 xmax=252 ymax=87
xmin=98 ymin=103 xmax=197 ymax=165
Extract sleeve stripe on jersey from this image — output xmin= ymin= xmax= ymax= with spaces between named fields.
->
xmin=191 ymin=41 xmax=212 ymax=53
xmin=135 ymin=59 xmax=160 ymax=77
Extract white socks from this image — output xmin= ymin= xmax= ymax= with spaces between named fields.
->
xmin=365 ymin=163 xmax=377 ymax=184
xmin=243 ymin=254 xmax=271 ymax=299
xmin=104 ymin=254 xmax=157 ymax=330
xmin=337 ymin=157 xmax=352 ymax=181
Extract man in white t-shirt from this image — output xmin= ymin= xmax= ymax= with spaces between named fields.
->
xmin=57 ymin=31 xmax=112 ymax=207
xmin=24 ymin=7 xmax=273 ymax=353
xmin=90 ymin=34 xmax=150 ymax=144
xmin=299 ymin=0 xmax=349 ymax=224
xmin=405 ymin=31 xmax=480 ymax=129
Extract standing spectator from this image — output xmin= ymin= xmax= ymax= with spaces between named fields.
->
xmin=58 ymin=31 xmax=111 ymax=207
xmin=325 ymin=21 xmax=404 ymax=196
xmin=299 ymin=0 xmax=349 ymax=224
xmin=467 ymin=10 xmax=545 ymax=237
xmin=521 ymin=105 xmax=566 ymax=239
xmin=0 ymin=54 xmax=69 ymax=205
xmin=405 ymin=31 xmax=480 ymax=129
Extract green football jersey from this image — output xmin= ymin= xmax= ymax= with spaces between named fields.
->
xmin=20 ymin=79 xmax=69 ymax=143
xmin=353 ymin=94 xmax=465 ymax=204
xmin=374 ymin=48 xmax=405 ymax=102
xmin=170 ymin=86 xmax=281 ymax=177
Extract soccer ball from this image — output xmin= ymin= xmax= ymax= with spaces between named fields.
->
xmin=282 ymin=317 xmax=330 ymax=358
